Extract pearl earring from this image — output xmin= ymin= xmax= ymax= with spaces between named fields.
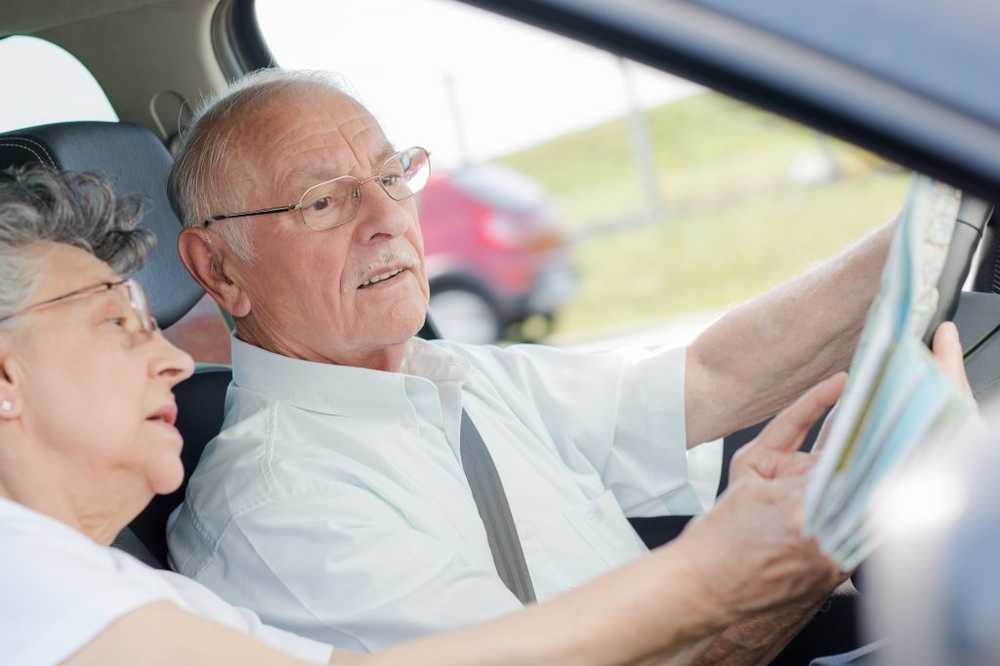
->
xmin=0 ymin=400 xmax=11 ymax=412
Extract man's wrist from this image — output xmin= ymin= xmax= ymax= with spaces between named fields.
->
xmin=663 ymin=529 xmax=738 ymax=632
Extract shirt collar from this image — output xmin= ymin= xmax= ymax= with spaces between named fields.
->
xmin=230 ymin=336 xmax=469 ymax=419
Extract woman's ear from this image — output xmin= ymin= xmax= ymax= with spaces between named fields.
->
xmin=177 ymin=228 xmax=252 ymax=318
xmin=0 ymin=350 xmax=23 ymax=421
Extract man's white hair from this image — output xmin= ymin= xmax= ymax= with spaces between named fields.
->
xmin=168 ymin=69 xmax=349 ymax=261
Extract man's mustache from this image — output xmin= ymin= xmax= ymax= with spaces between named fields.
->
xmin=352 ymin=251 xmax=418 ymax=286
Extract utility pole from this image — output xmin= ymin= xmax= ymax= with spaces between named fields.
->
xmin=618 ymin=56 xmax=663 ymax=223
xmin=443 ymin=72 xmax=472 ymax=167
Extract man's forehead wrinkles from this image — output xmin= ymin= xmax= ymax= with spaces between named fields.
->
xmin=274 ymin=123 xmax=392 ymax=198
xmin=336 ymin=121 xmax=386 ymax=179
xmin=249 ymin=86 xmax=391 ymax=201
xmin=269 ymin=127 xmax=346 ymax=198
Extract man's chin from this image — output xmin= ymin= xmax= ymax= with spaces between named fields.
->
xmin=381 ymin=296 xmax=429 ymax=338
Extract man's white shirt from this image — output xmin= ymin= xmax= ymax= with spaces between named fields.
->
xmin=168 ymin=336 xmax=702 ymax=652
xmin=0 ymin=497 xmax=332 ymax=666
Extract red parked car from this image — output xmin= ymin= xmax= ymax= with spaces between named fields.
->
xmin=419 ymin=162 xmax=578 ymax=344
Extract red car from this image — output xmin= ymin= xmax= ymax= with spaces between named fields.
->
xmin=419 ymin=163 xmax=578 ymax=344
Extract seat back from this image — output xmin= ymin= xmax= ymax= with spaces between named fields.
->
xmin=0 ymin=122 xmax=203 ymax=326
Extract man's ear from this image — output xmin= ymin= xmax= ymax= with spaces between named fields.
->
xmin=177 ymin=228 xmax=252 ymax=318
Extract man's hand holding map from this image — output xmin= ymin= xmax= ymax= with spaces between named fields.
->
xmin=802 ymin=176 xmax=979 ymax=571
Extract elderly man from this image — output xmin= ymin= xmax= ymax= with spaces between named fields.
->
xmin=167 ymin=69 xmax=907 ymax=656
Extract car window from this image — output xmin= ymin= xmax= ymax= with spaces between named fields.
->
xmin=0 ymin=36 xmax=118 ymax=131
xmin=256 ymin=0 xmax=907 ymax=351
xmin=258 ymin=0 xmax=910 ymax=503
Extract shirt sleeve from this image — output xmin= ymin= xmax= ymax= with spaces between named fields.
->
xmin=464 ymin=342 xmax=703 ymax=517
xmin=1 ymin=514 xmax=179 ymax=666
xmin=188 ymin=487 xmax=524 ymax=653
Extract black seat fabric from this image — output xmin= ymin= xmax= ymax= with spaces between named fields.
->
xmin=133 ymin=367 xmax=232 ymax=567
xmin=0 ymin=121 xmax=202 ymax=328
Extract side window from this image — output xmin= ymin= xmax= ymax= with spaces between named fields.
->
xmin=256 ymin=0 xmax=906 ymax=352
xmin=0 ymin=36 xmax=118 ymax=131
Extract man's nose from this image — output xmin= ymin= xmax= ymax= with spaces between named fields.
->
xmin=353 ymin=179 xmax=411 ymax=243
xmin=149 ymin=333 xmax=195 ymax=387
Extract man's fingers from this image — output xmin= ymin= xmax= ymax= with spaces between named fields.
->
xmin=810 ymin=403 xmax=838 ymax=454
xmin=932 ymin=322 xmax=973 ymax=398
xmin=758 ymin=373 xmax=847 ymax=453
xmin=785 ymin=451 xmax=818 ymax=476
xmin=756 ymin=474 xmax=809 ymax=504
xmin=748 ymin=448 xmax=817 ymax=480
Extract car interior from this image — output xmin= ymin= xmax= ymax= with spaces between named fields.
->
xmin=2 ymin=0 xmax=999 ymax=663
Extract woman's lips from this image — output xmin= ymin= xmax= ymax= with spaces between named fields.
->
xmin=146 ymin=403 xmax=178 ymax=426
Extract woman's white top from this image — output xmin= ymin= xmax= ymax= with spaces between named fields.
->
xmin=0 ymin=497 xmax=333 ymax=666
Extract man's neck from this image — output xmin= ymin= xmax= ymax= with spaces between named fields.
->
xmin=235 ymin=322 xmax=409 ymax=372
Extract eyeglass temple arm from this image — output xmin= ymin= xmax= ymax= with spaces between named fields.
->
xmin=205 ymin=204 xmax=298 ymax=225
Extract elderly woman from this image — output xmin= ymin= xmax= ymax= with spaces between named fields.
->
xmin=6 ymin=166 xmax=956 ymax=666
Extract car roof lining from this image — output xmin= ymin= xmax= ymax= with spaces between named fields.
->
xmin=0 ymin=0 xmax=173 ymax=38
xmin=28 ymin=0 xmax=227 ymax=143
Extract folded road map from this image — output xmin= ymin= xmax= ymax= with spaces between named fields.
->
xmin=802 ymin=175 xmax=977 ymax=570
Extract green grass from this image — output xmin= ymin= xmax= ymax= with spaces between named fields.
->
xmin=500 ymin=92 xmax=886 ymax=230
xmin=494 ymin=91 xmax=910 ymax=341
xmin=553 ymin=173 xmax=908 ymax=340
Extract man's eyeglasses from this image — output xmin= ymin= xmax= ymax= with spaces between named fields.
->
xmin=0 ymin=278 xmax=159 ymax=333
xmin=204 ymin=146 xmax=432 ymax=232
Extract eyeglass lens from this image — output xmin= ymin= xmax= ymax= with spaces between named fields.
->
xmin=123 ymin=280 xmax=159 ymax=333
xmin=299 ymin=147 xmax=431 ymax=230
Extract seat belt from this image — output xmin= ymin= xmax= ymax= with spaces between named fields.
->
xmin=460 ymin=409 xmax=537 ymax=604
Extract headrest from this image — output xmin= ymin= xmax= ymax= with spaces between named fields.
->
xmin=0 ymin=121 xmax=203 ymax=328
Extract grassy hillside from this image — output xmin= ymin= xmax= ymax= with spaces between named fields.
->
xmin=495 ymin=92 xmax=909 ymax=341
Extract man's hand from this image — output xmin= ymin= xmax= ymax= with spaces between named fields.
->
xmin=932 ymin=321 xmax=973 ymax=397
xmin=676 ymin=475 xmax=843 ymax=624
xmin=728 ymin=373 xmax=847 ymax=487
xmin=727 ymin=322 xmax=969 ymax=490
xmin=676 ymin=375 xmax=848 ymax=628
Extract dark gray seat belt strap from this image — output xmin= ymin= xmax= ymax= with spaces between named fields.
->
xmin=460 ymin=409 xmax=537 ymax=604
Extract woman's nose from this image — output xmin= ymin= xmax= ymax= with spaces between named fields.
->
xmin=150 ymin=333 xmax=195 ymax=386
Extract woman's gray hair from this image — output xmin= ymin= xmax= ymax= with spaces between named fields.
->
xmin=168 ymin=69 xmax=349 ymax=261
xmin=0 ymin=165 xmax=155 ymax=325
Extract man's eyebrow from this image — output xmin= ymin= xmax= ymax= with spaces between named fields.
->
xmin=375 ymin=143 xmax=397 ymax=163
xmin=290 ymin=144 xmax=399 ymax=191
